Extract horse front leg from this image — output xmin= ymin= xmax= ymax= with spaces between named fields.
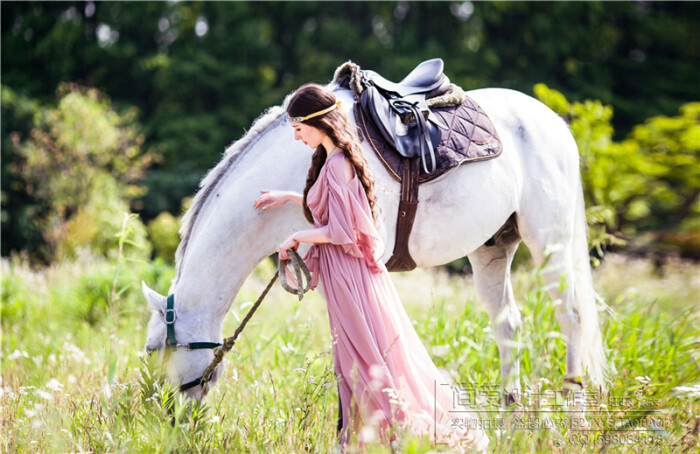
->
xmin=468 ymin=238 xmax=522 ymax=406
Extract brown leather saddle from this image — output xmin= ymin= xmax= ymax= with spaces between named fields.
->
xmin=335 ymin=60 xmax=503 ymax=271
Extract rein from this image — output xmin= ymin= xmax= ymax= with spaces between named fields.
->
xmin=163 ymin=250 xmax=312 ymax=393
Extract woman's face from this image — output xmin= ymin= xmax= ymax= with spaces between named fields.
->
xmin=291 ymin=122 xmax=326 ymax=148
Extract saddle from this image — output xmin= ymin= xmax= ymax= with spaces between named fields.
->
xmin=334 ymin=60 xmax=502 ymax=272
xmin=360 ymin=59 xmax=451 ymax=174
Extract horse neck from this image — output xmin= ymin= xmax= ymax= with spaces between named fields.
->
xmin=172 ymin=121 xmax=313 ymax=321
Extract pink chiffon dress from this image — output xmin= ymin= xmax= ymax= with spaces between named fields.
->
xmin=301 ymin=150 xmax=488 ymax=451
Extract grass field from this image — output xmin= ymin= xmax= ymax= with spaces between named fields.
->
xmin=1 ymin=248 xmax=698 ymax=453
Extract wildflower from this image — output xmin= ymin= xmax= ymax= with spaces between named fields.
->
xmin=672 ymin=384 xmax=700 ymax=397
xmin=634 ymin=376 xmax=651 ymax=384
xmin=368 ymin=367 xmax=385 ymax=391
xmin=358 ymin=425 xmax=377 ymax=443
xmin=431 ymin=344 xmax=450 ymax=358
xmin=103 ymin=381 xmax=112 ymax=398
xmin=8 ymin=350 xmax=29 ymax=360
xmin=18 ymin=386 xmax=35 ymax=396
xmin=35 ymin=389 xmax=52 ymax=400
xmin=46 ymin=378 xmax=63 ymax=392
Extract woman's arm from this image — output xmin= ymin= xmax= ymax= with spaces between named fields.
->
xmin=278 ymin=226 xmax=331 ymax=259
xmin=254 ymin=190 xmax=303 ymax=209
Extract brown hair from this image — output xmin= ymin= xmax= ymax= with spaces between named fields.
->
xmin=286 ymin=84 xmax=379 ymax=226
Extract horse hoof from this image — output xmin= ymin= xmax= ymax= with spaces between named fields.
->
xmin=505 ymin=391 xmax=520 ymax=407
xmin=562 ymin=376 xmax=585 ymax=397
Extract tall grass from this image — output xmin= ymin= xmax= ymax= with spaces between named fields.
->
xmin=1 ymin=234 xmax=698 ymax=452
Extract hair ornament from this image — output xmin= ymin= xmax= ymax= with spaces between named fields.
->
xmin=289 ymin=100 xmax=342 ymax=122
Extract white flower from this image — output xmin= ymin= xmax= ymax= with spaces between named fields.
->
xmin=369 ymin=364 xmax=385 ymax=380
xmin=280 ymin=342 xmax=295 ymax=353
xmin=634 ymin=376 xmax=651 ymax=384
xmin=358 ymin=425 xmax=377 ymax=443
xmin=431 ymin=344 xmax=450 ymax=358
xmin=8 ymin=350 xmax=29 ymax=360
xmin=672 ymin=384 xmax=700 ymax=397
xmin=46 ymin=378 xmax=63 ymax=392
xmin=103 ymin=381 xmax=112 ymax=398
xmin=35 ymin=389 xmax=52 ymax=400
xmin=19 ymin=386 xmax=36 ymax=395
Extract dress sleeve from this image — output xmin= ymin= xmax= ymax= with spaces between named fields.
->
xmin=323 ymin=156 xmax=384 ymax=272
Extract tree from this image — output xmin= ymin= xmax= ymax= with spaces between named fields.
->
xmin=4 ymin=84 xmax=153 ymax=263
xmin=2 ymin=2 xmax=698 ymax=257
xmin=535 ymin=84 xmax=700 ymax=258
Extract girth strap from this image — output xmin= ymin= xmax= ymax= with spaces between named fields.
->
xmin=384 ymin=156 xmax=420 ymax=272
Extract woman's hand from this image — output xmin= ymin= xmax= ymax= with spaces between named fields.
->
xmin=254 ymin=190 xmax=290 ymax=211
xmin=278 ymin=236 xmax=299 ymax=261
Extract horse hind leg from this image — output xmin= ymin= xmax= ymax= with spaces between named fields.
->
xmin=468 ymin=213 xmax=522 ymax=405
xmin=517 ymin=191 xmax=606 ymax=392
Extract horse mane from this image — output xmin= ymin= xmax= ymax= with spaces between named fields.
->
xmin=174 ymin=105 xmax=286 ymax=275
xmin=173 ymin=72 xmax=349 ymax=281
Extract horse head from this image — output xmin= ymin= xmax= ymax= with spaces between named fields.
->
xmin=142 ymin=282 xmax=225 ymax=400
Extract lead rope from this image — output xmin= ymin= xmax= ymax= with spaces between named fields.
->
xmin=197 ymin=249 xmax=311 ymax=394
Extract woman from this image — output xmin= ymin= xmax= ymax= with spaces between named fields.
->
xmin=254 ymin=84 xmax=488 ymax=452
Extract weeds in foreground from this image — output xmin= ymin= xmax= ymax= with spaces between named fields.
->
xmin=1 ymin=244 xmax=698 ymax=452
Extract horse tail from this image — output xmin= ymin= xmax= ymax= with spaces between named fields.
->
xmin=572 ymin=177 xmax=610 ymax=390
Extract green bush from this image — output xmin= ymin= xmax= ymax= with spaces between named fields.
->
xmin=147 ymin=211 xmax=180 ymax=263
xmin=5 ymin=84 xmax=155 ymax=264
xmin=59 ymin=176 xmax=152 ymax=262
xmin=535 ymin=84 xmax=700 ymax=258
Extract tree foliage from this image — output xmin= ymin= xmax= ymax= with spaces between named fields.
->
xmin=4 ymin=84 xmax=153 ymax=262
xmin=535 ymin=84 xmax=700 ymax=258
xmin=1 ymin=1 xmax=698 ymax=262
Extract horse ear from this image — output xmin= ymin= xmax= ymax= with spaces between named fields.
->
xmin=141 ymin=281 xmax=167 ymax=313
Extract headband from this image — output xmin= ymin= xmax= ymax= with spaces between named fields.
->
xmin=289 ymin=101 xmax=341 ymax=122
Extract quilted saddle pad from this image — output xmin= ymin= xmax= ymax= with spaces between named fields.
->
xmin=355 ymin=96 xmax=503 ymax=183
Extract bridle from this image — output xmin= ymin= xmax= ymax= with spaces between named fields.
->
xmin=153 ymin=250 xmax=312 ymax=393
xmin=161 ymin=294 xmax=224 ymax=392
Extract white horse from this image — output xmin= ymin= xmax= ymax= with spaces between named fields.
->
xmin=142 ymin=78 xmax=608 ymax=401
